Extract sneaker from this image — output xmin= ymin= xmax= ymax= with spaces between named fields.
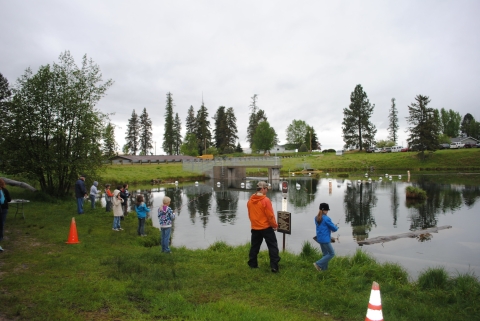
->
xmin=112 ymin=228 xmax=118 ymax=231
xmin=271 ymin=268 xmax=278 ymax=273
xmin=313 ymin=263 xmax=322 ymax=271
xmin=0 ymin=246 xmax=3 ymax=252
xmin=141 ymin=234 xmax=147 ymax=237
xmin=118 ymin=228 xmax=123 ymax=231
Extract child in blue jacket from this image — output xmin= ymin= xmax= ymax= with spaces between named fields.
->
xmin=313 ymin=203 xmax=338 ymax=271
xmin=158 ymin=196 xmax=176 ymax=253
xmin=135 ymin=194 xmax=150 ymax=236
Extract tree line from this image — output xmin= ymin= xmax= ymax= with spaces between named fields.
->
xmin=342 ymin=84 xmax=479 ymax=156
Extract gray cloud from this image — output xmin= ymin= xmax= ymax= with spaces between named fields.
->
xmin=1 ymin=0 xmax=479 ymax=152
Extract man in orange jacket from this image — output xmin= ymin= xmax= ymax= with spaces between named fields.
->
xmin=247 ymin=181 xmax=281 ymax=272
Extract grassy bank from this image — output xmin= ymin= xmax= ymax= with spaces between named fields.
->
xmin=95 ymin=149 xmax=480 ymax=187
xmin=0 ymin=191 xmax=479 ymax=320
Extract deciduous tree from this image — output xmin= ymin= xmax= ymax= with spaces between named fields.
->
xmin=252 ymin=121 xmax=276 ymax=153
xmin=0 ymin=51 xmax=112 ymax=197
xmin=440 ymin=108 xmax=461 ymax=137
xmin=285 ymin=119 xmax=308 ymax=149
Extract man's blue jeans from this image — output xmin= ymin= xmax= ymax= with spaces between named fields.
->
xmin=76 ymin=197 xmax=84 ymax=214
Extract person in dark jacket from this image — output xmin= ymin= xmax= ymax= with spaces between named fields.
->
xmin=119 ymin=184 xmax=130 ymax=217
xmin=0 ymin=178 xmax=12 ymax=251
xmin=75 ymin=175 xmax=87 ymax=214
xmin=313 ymin=203 xmax=338 ymax=271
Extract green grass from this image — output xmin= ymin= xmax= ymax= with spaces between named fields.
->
xmin=94 ymin=149 xmax=480 ymax=187
xmin=1 ymin=192 xmax=479 ymax=320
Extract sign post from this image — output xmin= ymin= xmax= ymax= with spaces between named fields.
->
xmin=277 ymin=181 xmax=291 ymax=251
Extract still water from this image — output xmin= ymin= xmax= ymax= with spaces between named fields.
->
xmin=109 ymin=174 xmax=480 ymax=279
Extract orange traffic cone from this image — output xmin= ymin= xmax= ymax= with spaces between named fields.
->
xmin=365 ymin=281 xmax=383 ymax=321
xmin=65 ymin=217 xmax=80 ymax=244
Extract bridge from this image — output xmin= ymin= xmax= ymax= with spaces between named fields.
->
xmin=182 ymin=157 xmax=282 ymax=187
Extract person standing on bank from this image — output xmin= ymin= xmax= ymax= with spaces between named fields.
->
xmin=74 ymin=175 xmax=87 ymax=214
xmin=247 ymin=181 xmax=281 ymax=273
xmin=313 ymin=203 xmax=339 ymax=272
xmin=89 ymin=181 xmax=99 ymax=209
xmin=158 ymin=196 xmax=176 ymax=253
xmin=104 ymin=184 xmax=113 ymax=212
xmin=135 ymin=194 xmax=150 ymax=236
xmin=0 ymin=178 xmax=12 ymax=252
xmin=120 ymin=184 xmax=130 ymax=217
xmin=112 ymin=186 xmax=124 ymax=231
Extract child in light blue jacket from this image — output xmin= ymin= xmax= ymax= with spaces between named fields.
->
xmin=135 ymin=194 xmax=150 ymax=236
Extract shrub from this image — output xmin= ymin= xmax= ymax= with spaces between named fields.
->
xmin=406 ymin=186 xmax=427 ymax=199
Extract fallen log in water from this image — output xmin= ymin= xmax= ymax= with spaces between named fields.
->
xmin=357 ymin=225 xmax=452 ymax=245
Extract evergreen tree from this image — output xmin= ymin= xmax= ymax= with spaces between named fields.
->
xmin=247 ymin=95 xmax=268 ymax=148
xmin=125 ymin=109 xmax=140 ymax=155
xmin=388 ymin=98 xmax=399 ymax=143
xmin=195 ymin=102 xmax=211 ymax=155
xmin=235 ymin=142 xmax=243 ymax=153
xmin=342 ymin=84 xmax=377 ymax=150
xmin=173 ymin=113 xmax=182 ymax=155
xmin=225 ymin=107 xmax=239 ymax=153
xmin=102 ymin=122 xmax=118 ymax=158
xmin=460 ymin=113 xmax=478 ymax=137
xmin=139 ymin=107 xmax=153 ymax=155
xmin=162 ymin=92 xmax=175 ymax=155
xmin=185 ymin=105 xmax=196 ymax=135
xmin=305 ymin=126 xmax=320 ymax=151
xmin=406 ymin=95 xmax=439 ymax=159
xmin=213 ymin=106 xmax=228 ymax=153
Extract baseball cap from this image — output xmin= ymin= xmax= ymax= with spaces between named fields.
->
xmin=257 ymin=181 xmax=269 ymax=190
xmin=319 ymin=203 xmax=330 ymax=210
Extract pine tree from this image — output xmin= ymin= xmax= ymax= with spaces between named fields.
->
xmin=162 ymin=92 xmax=175 ymax=155
xmin=195 ymin=102 xmax=211 ymax=155
xmin=246 ymin=94 xmax=267 ymax=148
xmin=102 ymin=122 xmax=118 ymax=158
xmin=235 ymin=142 xmax=243 ymax=153
xmin=139 ymin=107 xmax=153 ymax=155
xmin=173 ymin=113 xmax=182 ymax=155
xmin=305 ymin=126 xmax=320 ymax=151
xmin=406 ymin=95 xmax=439 ymax=159
xmin=225 ymin=107 xmax=239 ymax=153
xmin=126 ymin=109 xmax=140 ymax=155
xmin=185 ymin=105 xmax=196 ymax=135
xmin=388 ymin=98 xmax=399 ymax=143
xmin=342 ymin=84 xmax=377 ymax=150
xmin=214 ymin=106 xmax=228 ymax=153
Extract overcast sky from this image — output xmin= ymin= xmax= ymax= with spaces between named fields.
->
xmin=1 ymin=0 xmax=479 ymax=153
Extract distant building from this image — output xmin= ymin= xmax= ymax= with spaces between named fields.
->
xmin=450 ymin=137 xmax=479 ymax=145
xmin=109 ymin=155 xmax=197 ymax=165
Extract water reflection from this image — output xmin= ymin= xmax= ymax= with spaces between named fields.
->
xmin=344 ymin=180 xmax=378 ymax=241
xmin=101 ymin=175 xmax=480 ymax=278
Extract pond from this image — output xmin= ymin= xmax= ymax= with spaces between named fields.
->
xmin=104 ymin=173 xmax=480 ymax=279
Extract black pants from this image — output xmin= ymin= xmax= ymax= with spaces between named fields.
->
xmin=248 ymin=227 xmax=281 ymax=270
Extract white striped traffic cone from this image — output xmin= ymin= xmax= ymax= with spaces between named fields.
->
xmin=365 ymin=281 xmax=383 ymax=321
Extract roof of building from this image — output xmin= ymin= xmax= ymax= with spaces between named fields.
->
xmin=110 ymin=155 xmax=197 ymax=162
xmin=451 ymin=136 xmax=479 ymax=143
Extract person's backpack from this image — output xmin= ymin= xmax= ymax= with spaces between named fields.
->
xmin=0 ymin=190 xmax=5 ymax=205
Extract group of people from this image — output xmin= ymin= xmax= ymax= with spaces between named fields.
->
xmin=246 ymin=181 xmax=339 ymax=273
xmin=74 ymin=175 xmax=338 ymax=269
xmin=74 ymin=175 xmax=175 ymax=252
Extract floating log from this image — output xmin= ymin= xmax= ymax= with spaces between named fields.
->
xmin=357 ymin=225 xmax=452 ymax=245
xmin=0 ymin=177 xmax=37 ymax=192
